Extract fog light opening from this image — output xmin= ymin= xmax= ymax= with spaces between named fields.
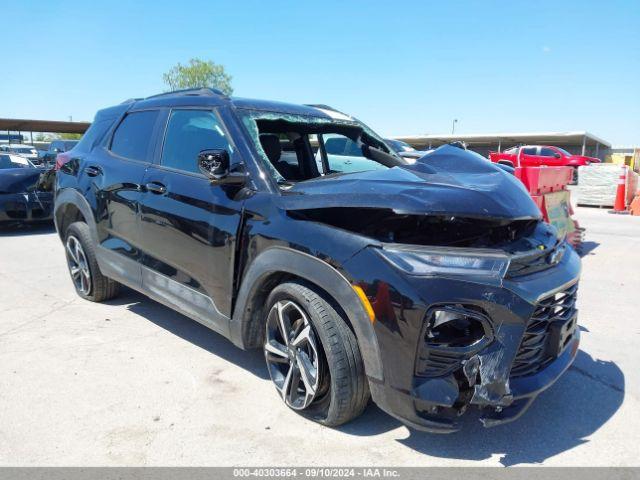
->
xmin=426 ymin=307 xmax=491 ymax=349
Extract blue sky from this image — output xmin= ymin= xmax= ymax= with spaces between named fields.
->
xmin=3 ymin=0 xmax=639 ymax=145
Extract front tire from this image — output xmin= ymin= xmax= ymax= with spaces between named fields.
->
xmin=263 ymin=281 xmax=369 ymax=427
xmin=64 ymin=221 xmax=119 ymax=302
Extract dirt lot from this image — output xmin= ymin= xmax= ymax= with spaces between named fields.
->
xmin=0 ymin=206 xmax=639 ymax=467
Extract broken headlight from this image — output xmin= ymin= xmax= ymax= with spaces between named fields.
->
xmin=378 ymin=246 xmax=509 ymax=279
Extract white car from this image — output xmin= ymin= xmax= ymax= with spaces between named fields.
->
xmin=0 ymin=144 xmax=39 ymax=162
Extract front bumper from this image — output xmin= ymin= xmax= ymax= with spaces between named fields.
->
xmin=370 ymin=330 xmax=579 ymax=432
xmin=344 ymin=243 xmax=581 ymax=433
xmin=0 ymin=192 xmax=54 ymax=224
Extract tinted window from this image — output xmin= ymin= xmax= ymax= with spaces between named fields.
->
xmin=522 ymin=147 xmax=537 ymax=155
xmin=110 ymin=110 xmax=159 ymax=162
xmin=161 ymin=109 xmax=233 ymax=173
xmin=540 ymin=148 xmax=557 ymax=157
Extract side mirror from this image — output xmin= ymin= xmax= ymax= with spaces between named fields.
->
xmin=197 ymin=149 xmax=246 ymax=186
xmin=554 ymin=152 xmax=561 ymax=158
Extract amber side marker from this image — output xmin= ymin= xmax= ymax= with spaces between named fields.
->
xmin=352 ymin=285 xmax=375 ymax=323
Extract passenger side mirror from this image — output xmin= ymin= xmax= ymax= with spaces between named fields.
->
xmin=554 ymin=152 xmax=561 ymax=158
xmin=197 ymin=149 xmax=246 ymax=186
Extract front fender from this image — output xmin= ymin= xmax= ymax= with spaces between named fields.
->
xmin=230 ymin=246 xmax=384 ymax=381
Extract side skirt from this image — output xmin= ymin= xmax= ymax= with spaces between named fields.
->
xmin=96 ymin=245 xmax=231 ymax=338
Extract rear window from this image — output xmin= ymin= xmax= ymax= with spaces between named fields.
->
xmin=0 ymin=154 xmax=32 ymax=169
xmin=110 ymin=111 xmax=159 ymax=162
xmin=75 ymin=118 xmax=115 ymax=153
xmin=14 ymin=146 xmax=35 ymax=154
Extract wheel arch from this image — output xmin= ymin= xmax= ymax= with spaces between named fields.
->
xmin=54 ymin=188 xmax=98 ymax=242
xmin=230 ymin=247 xmax=384 ymax=382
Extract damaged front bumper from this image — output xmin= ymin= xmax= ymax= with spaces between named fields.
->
xmin=346 ymin=241 xmax=581 ymax=433
xmin=0 ymin=192 xmax=54 ymax=224
xmin=369 ymin=329 xmax=579 ymax=432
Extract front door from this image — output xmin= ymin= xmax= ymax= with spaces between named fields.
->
xmin=137 ymin=108 xmax=245 ymax=335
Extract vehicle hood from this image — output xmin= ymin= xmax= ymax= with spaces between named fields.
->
xmin=279 ymin=145 xmax=542 ymax=220
xmin=0 ymin=168 xmax=43 ymax=194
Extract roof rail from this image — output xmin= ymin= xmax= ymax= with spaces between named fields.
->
xmin=144 ymin=87 xmax=227 ymax=100
xmin=120 ymin=98 xmax=143 ymax=104
xmin=305 ymin=103 xmax=338 ymax=111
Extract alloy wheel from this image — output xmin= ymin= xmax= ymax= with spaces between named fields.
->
xmin=264 ymin=300 xmax=322 ymax=410
xmin=65 ymin=235 xmax=91 ymax=295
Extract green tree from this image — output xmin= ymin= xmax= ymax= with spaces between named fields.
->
xmin=58 ymin=133 xmax=83 ymax=140
xmin=162 ymin=58 xmax=233 ymax=95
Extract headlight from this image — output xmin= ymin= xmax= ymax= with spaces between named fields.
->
xmin=378 ymin=246 xmax=510 ymax=279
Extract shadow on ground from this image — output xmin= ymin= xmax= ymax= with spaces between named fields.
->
xmin=579 ymin=241 xmax=600 ymax=257
xmin=107 ymin=289 xmax=624 ymax=466
xmin=342 ymin=349 xmax=624 ymax=466
xmin=105 ymin=288 xmax=268 ymax=379
xmin=0 ymin=222 xmax=55 ymax=237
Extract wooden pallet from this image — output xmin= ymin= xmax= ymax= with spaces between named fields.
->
xmin=576 ymin=203 xmax=614 ymax=209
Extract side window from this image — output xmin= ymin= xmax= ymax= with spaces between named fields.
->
xmin=540 ymin=147 xmax=557 ymax=157
xmin=161 ymin=109 xmax=233 ymax=174
xmin=522 ymin=147 xmax=537 ymax=155
xmin=319 ymin=134 xmax=387 ymax=174
xmin=110 ymin=110 xmax=159 ymax=162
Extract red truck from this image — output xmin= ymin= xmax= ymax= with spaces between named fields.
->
xmin=489 ymin=145 xmax=601 ymax=168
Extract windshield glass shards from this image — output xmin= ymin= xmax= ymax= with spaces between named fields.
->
xmin=239 ymin=110 xmax=406 ymax=186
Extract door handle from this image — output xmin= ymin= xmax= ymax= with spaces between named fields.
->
xmin=84 ymin=165 xmax=103 ymax=177
xmin=145 ymin=182 xmax=167 ymax=195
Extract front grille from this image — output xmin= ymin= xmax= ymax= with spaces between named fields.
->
xmin=510 ymin=283 xmax=578 ymax=378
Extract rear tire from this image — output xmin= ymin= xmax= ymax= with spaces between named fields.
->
xmin=263 ymin=281 xmax=370 ymax=427
xmin=64 ymin=221 xmax=120 ymax=302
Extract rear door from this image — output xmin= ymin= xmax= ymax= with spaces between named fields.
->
xmin=137 ymin=107 xmax=245 ymax=335
xmin=87 ymin=109 xmax=162 ymax=287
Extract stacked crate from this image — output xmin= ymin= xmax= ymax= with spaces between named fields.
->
xmin=577 ymin=164 xmax=639 ymax=208
xmin=514 ymin=166 xmax=580 ymax=246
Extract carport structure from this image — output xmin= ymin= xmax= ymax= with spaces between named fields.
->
xmin=395 ymin=131 xmax=611 ymax=159
xmin=0 ymin=118 xmax=91 ymax=144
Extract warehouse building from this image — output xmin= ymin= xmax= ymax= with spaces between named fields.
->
xmin=395 ymin=131 xmax=611 ymax=160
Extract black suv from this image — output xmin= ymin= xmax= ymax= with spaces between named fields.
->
xmin=54 ymin=88 xmax=581 ymax=432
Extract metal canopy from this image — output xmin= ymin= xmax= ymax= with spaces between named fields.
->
xmin=396 ymin=131 xmax=611 ymax=149
xmin=0 ymin=118 xmax=90 ymax=134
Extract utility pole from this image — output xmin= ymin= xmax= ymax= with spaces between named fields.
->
xmin=451 ymin=119 xmax=458 ymax=135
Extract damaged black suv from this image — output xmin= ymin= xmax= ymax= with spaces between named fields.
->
xmin=54 ymin=88 xmax=581 ymax=432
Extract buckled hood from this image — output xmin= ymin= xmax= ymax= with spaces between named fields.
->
xmin=280 ymin=145 xmax=542 ymax=220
